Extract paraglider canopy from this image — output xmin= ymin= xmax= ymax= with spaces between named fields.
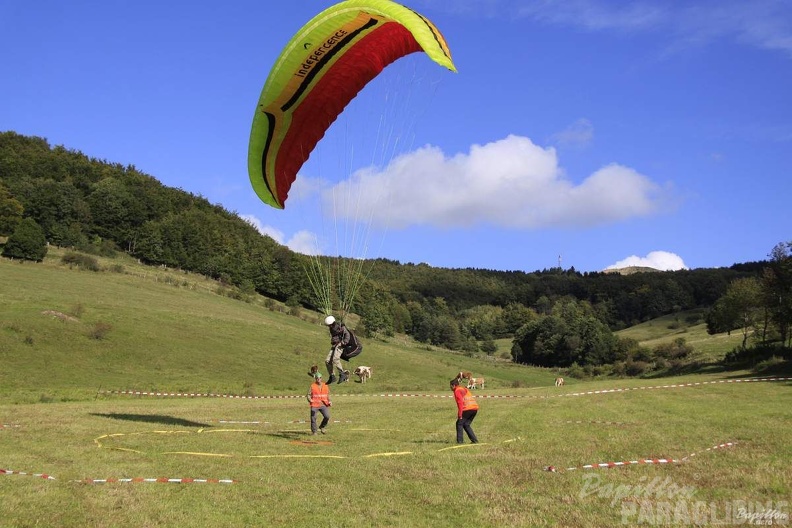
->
xmin=247 ymin=0 xmax=456 ymax=318
xmin=248 ymin=0 xmax=456 ymax=209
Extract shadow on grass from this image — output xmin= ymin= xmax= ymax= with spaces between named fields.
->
xmin=641 ymin=357 xmax=792 ymax=382
xmin=90 ymin=413 xmax=210 ymax=427
xmin=720 ymin=361 xmax=792 ymax=380
xmin=264 ymin=430 xmax=309 ymax=440
xmin=642 ymin=361 xmax=728 ymax=379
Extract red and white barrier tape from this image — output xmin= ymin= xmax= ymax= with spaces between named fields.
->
xmin=215 ymin=419 xmax=351 ymax=425
xmin=105 ymin=390 xmax=304 ymax=399
xmin=287 ymin=419 xmax=351 ymax=424
xmin=3 ymin=467 xmax=235 ymax=484
xmin=560 ymin=420 xmax=634 ymax=426
xmin=102 ymin=377 xmax=790 ymax=401
xmin=545 ymin=442 xmax=737 ymax=472
xmin=80 ymin=477 xmax=235 ymax=484
xmin=546 ymin=458 xmax=679 ymax=472
xmin=1 ymin=424 xmax=20 ymax=429
xmin=1 ymin=468 xmax=56 ymax=480
xmin=681 ymin=441 xmax=736 ymax=461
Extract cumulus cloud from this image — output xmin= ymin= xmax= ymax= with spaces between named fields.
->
xmin=241 ymin=214 xmax=282 ymax=243
xmin=241 ymin=214 xmax=321 ymax=256
xmin=326 ymin=134 xmax=670 ymax=229
xmin=284 ymin=230 xmax=322 ymax=256
xmin=606 ymin=251 xmax=687 ymax=271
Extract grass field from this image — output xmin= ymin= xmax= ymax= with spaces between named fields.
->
xmin=1 ymin=251 xmax=790 ymax=527
xmin=614 ymin=311 xmax=746 ymax=362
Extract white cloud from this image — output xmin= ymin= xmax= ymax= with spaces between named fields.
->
xmin=513 ymin=0 xmax=792 ymax=58
xmin=325 ymin=134 xmax=670 ymax=229
xmin=240 ymin=214 xmax=321 ymax=256
xmin=287 ymin=175 xmax=327 ymax=203
xmin=678 ymin=2 xmax=792 ymax=57
xmin=241 ymin=214 xmax=283 ymax=243
xmin=286 ymin=230 xmax=322 ymax=256
xmin=551 ymin=118 xmax=594 ymax=147
xmin=606 ymin=251 xmax=687 ymax=271
xmin=517 ymin=0 xmax=665 ymax=32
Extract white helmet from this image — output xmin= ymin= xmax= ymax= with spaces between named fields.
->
xmin=324 ymin=315 xmax=336 ymax=326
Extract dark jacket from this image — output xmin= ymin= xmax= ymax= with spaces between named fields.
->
xmin=329 ymin=322 xmax=362 ymax=360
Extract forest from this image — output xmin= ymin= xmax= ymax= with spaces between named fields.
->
xmin=2 ymin=131 xmax=790 ymax=373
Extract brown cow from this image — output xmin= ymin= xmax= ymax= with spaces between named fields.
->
xmin=457 ymin=371 xmax=472 ymax=383
xmin=467 ymin=377 xmax=484 ymax=390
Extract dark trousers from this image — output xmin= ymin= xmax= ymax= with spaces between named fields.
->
xmin=310 ymin=405 xmax=330 ymax=433
xmin=456 ymin=409 xmax=478 ymax=443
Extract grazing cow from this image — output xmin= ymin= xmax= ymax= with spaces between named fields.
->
xmin=468 ymin=377 xmax=484 ymax=390
xmin=555 ymin=377 xmax=565 ymax=387
xmin=354 ymin=366 xmax=372 ymax=383
xmin=457 ymin=371 xmax=472 ymax=383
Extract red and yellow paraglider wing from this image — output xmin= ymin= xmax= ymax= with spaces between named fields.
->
xmin=248 ymin=0 xmax=455 ymax=209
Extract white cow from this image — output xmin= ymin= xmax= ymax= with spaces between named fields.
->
xmin=354 ymin=366 xmax=372 ymax=383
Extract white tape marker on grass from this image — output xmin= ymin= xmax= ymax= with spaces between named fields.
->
xmin=103 ymin=377 xmax=791 ymax=401
xmin=545 ymin=441 xmax=737 ymax=472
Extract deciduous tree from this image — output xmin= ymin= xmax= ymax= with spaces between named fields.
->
xmin=0 ymin=183 xmax=23 ymax=236
xmin=763 ymin=242 xmax=792 ymax=346
xmin=2 ymin=217 xmax=47 ymax=262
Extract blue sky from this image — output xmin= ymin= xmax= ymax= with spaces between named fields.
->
xmin=2 ymin=0 xmax=790 ymax=273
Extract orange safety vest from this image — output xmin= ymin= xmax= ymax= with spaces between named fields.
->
xmin=309 ymin=382 xmax=330 ymax=408
xmin=454 ymin=386 xmax=479 ymax=412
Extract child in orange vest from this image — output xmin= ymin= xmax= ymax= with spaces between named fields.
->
xmin=450 ymin=378 xmax=479 ymax=444
xmin=307 ymin=372 xmax=332 ymax=435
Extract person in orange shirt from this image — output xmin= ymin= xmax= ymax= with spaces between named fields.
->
xmin=307 ymin=372 xmax=332 ymax=435
xmin=451 ymin=378 xmax=479 ymax=444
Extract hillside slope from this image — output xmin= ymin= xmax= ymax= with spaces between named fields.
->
xmin=0 ymin=249 xmax=554 ymax=403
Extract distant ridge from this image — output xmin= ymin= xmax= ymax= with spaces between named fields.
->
xmin=602 ymin=266 xmax=661 ymax=275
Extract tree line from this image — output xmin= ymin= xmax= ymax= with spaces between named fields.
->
xmin=2 ymin=131 xmax=789 ymax=370
xmin=706 ymin=242 xmax=792 ymax=351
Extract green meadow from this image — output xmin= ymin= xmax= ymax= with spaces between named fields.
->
xmin=1 ymin=251 xmax=790 ymax=527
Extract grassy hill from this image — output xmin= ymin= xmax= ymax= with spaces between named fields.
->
xmin=615 ymin=309 xmax=745 ymax=362
xmin=1 ymin=249 xmax=790 ymax=526
xmin=1 ymin=248 xmax=558 ymax=404
xmin=2 ymin=247 xmax=768 ymax=405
